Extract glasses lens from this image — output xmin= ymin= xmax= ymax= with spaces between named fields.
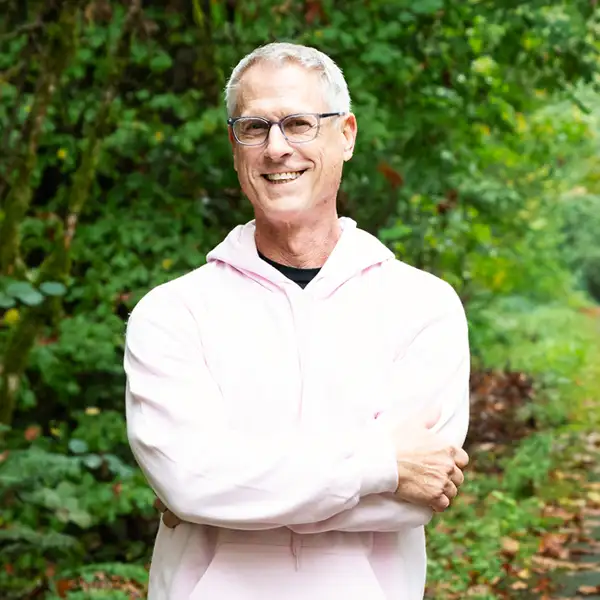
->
xmin=282 ymin=114 xmax=318 ymax=143
xmin=234 ymin=118 xmax=269 ymax=145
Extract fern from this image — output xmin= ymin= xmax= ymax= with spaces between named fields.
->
xmin=0 ymin=524 xmax=78 ymax=555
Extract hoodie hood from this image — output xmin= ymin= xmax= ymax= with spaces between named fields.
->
xmin=206 ymin=217 xmax=395 ymax=298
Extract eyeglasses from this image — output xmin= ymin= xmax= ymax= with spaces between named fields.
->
xmin=227 ymin=112 xmax=345 ymax=146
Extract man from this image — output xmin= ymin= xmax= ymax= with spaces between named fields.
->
xmin=124 ymin=42 xmax=470 ymax=600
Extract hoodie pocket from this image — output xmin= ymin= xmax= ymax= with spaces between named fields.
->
xmin=188 ymin=542 xmax=387 ymax=600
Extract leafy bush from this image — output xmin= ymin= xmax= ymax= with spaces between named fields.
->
xmin=582 ymin=253 xmax=600 ymax=301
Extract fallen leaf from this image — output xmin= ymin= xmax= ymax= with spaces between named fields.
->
xmin=578 ymin=585 xmax=600 ymax=596
xmin=511 ymin=581 xmax=528 ymax=590
xmin=587 ymin=491 xmax=600 ymax=507
xmin=543 ymin=505 xmax=579 ymax=524
xmin=539 ymin=533 xmax=570 ymax=559
xmin=55 ymin=578 xmax=75 ymax=598
xmin=532 ymin=555 xmax=600 ymax=571
xmin=532 ymin=576 xmax=552 ymax=593
xmin=501 ymin=536 xmax=520 ymax=556
xmin=467 ymin=584 xmax=492 ymax=596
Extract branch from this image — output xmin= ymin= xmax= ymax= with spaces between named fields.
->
xmin=0 ymin=50 xmax=32 ymax=203
xmin=0 ymin=7 xmax=79 ymax=275
xmin=0 ymin=19 xmax=43 ymax=43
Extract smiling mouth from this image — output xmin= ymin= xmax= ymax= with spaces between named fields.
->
xmin=262 ymin=170 xmax=306 ymax=183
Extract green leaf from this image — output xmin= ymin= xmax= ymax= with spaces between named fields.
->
xmin=65 ymin=507 xmax=93 ymax=529
xmin=5 ymin=281 xmax=45 ymax=306
xmin=379 ymin=224 xmax=412 ymax=241
xmin=0 ymin=292 xmax=16 ymax=308
xmin=20 ymin=290 xmax=44 ymax=306
xmin=39 ymin=281 xmax=68 ymax=297
xmin=68 ymin=439 xmax=89 ymax=454
xmin=412 ymin=0 xmax=443 ymax=14
xmin=149 ymin=52 xmax=173 ymax=73
xmin=82 ymin=454 xmax=103 ymax=469
xmin=5 ymin=280 xmax=34 ymax=296
xmin=105 ymin=454 xmax=135 ymax=478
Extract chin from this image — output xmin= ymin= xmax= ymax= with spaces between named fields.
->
xmin=257 ymin=197 xmax=315 ymax=223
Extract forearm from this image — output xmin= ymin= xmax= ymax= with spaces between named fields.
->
xmin=296 ymin=284 xmax=470 ymax=533
xmin=125 ymin=286 xmax=399 ymax=529
xmin=127 ymin=397 xmax=398 ymax=529
xmin=289 ymin=494 xmax=433 ymax=533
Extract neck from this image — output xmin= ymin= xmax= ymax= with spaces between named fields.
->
xmin=254 ymin=212 xmax=342 ymax=268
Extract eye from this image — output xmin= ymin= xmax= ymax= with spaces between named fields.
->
xmin=239 ymin=119 xmax=268 ymax=134
xmin=284 ymin=117 xmax=315 ymax=134
xmin=291 ymin=119 xmax=310 ymax=127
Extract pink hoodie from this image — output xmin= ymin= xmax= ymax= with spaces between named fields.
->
xmin=124 ymin=217 xmax=470 ymax=600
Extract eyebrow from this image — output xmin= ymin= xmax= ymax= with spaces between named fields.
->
xmin=238 ymin=111 xmax=322 ymax=120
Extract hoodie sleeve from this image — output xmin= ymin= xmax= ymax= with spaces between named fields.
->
xmin=289 ymin=281 xmax=470 ymax=533
xmin=124 ymin=287 xmax=399 ymax=530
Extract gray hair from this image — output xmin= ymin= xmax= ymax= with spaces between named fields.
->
xmin=224 ymin=42 xmax=351 ymax=117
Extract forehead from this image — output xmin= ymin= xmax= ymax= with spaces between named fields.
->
xmin=236 ymin=62 xmax=328 ymax=117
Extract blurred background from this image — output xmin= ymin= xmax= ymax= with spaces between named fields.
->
xmin=1 ymin=1 xmax=600 ymax=598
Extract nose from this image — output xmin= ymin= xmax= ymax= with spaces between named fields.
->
xmin=264 ymin=123 xmax=293 ymax=160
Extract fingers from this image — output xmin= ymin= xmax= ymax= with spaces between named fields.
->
xmin=431 ymin=493 xmax=450 ymax=512
xmin=454 ymin=448 xmax=469 ymax=469
xmin=154 ymin=497 xmax=182 ymax=529
xmin=450 ymin=465 xmax=464 ymax=488
xmin=443 ymin=479 xmax=458 ymax=500
xmin=431 ymin=479 xmax=459 ymax=513
xmin=162 ymin=510 xmax=182 ymax=529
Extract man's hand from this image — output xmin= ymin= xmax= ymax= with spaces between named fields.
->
xmin=154 ymin=498 xmax=182 ymax=529
xmin=153 ymin=412 xmax=468 ymax=528
xmin=392 ymin=417 xmax=469 ymax=513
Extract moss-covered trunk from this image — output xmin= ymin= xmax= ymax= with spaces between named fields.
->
xmin=0 ymin=8 xmax=78 ymax=276
xmin=0 ymin=1 xmax=142 ymax=426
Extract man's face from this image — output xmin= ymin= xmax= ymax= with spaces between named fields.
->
xmin=230 ymin=62 xmax=357 ymax=223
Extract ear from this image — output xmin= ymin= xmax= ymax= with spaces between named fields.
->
xmin=228 ymin=128 xmax=238 ymax=172
xmin=341 ymin=113 xmax=357 ymax=162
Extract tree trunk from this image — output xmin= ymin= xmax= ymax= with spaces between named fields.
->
xmin=0 ymin=8 xmax=78 ymax=276
xmin=0 ymin=1 xmax=142 ymax=426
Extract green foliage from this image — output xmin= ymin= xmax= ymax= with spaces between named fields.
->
xmin=0 ymin=0 xmax=599 ymax=597
xmin=0 ymin=429 xmax=154 ymax=595
xmin=426 ymin=306 xmax=600 ymax=597
xmin=583 ymin=253 xmax=600 ymax=301
xmin=0 ymin=278 xmax=67 ymax=309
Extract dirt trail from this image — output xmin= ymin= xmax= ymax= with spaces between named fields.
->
xmin=551 ymin=308 xmax=600 ymax=599
xmin=551 ymin=451 xmax=600 ymax=599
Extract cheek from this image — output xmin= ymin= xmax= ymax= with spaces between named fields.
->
xmin=314 ymin=148 xmax=343 ymax=180
xmin=234 ymin=151 xmax=255 ymax=179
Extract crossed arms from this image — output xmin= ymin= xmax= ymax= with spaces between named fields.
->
xmin=124 ymin=283 xmax=470 ymax=532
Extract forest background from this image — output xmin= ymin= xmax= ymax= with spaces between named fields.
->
xmin=1 ymin=1 xmax=600 ymax=598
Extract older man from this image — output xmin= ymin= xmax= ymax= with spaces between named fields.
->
xmin=124 ymin=42 xmax=470 ymax=600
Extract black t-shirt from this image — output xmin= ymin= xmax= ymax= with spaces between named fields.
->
xmin=258 ymin=251 xmax=321 ymax=289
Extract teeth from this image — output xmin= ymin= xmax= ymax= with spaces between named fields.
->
xmin=265 ymin=171 xmax=303 ymax=181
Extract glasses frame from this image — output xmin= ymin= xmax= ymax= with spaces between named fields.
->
xmin=227 ymin=112 xmax=346 ymax=146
